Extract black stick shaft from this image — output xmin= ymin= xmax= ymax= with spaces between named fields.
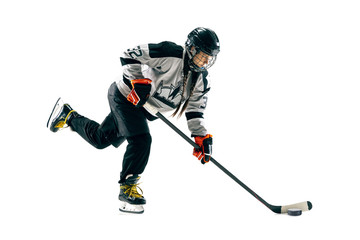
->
xmin=155 ymin=111 xmax=280 ymax=213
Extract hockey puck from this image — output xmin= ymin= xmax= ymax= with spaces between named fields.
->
xmin=287 ymin=208 xmax=302 ymax=216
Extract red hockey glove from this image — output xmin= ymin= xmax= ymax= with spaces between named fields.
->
xmin=127 ymin=78 xmax=152 ymax=107
xmin=193 ymin=134 xmax=213 ymax=164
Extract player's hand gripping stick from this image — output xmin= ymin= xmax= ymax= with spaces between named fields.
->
xmin=127 ymin=78 xmax=152 ymax=107
xmin=193 ymin=134 xmax=213 ymax=164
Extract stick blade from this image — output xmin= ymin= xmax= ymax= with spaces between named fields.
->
xmin=280 ymin=201 xmax=312 ymax=213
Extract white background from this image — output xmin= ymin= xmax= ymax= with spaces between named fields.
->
xmin=1 ymin=0 xmax=359 ymax=239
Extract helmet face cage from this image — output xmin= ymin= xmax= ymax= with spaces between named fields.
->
xmin=185 ymin=27 xmax=220 ymax=72
xmin=188 ymin=46 xmax=217 ymax=72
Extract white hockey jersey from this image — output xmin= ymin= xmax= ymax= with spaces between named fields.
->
xmin=116 ymin=41 xmax=210 ymax=136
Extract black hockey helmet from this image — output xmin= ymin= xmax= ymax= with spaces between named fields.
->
xmin=185 ymin=27 xmax=220 ymax=72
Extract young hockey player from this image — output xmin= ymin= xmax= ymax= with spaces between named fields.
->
xmin=47 ymin=27 xmax=220 ymax=214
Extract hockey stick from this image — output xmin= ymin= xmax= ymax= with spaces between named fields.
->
xmin=144 ymin=103 xmax=312 ymax=214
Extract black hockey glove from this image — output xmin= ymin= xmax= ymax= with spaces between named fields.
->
xmin=127 ymin=78 xmax=152 ymax=107
xmin=193 ymin=134 xmax=213 ymax=164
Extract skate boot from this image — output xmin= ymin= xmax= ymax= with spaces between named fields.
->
xmin=119 ymin=174 xmax=146 ymax=214
xmin=47 ymin=98 xmax=80 ymax=132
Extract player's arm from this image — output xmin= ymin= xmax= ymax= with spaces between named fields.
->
xmin=185 ymin=72 xmax=212 ymax=164
xmin=120 ymin=44 xmax=169 ymax=80
xmin=120 ymin=44 xmax=149 ymax=80
xmin=120 ymin=44 xmax=169 ymax=106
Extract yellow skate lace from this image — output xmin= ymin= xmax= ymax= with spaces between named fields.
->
xmin=55 ymin=110 xmax=75 ymax=129
xmin=120 ymin=183 xmax=144 ymax=198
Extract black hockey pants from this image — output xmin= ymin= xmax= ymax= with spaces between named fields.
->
xmin=69 ymin=82 xmax=155 ymax=183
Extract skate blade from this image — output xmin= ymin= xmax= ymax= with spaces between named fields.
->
xmin=119 ymin=201 xmax=144 ymax=214
xmin=47 ymin=98 xmax=68 ymax=130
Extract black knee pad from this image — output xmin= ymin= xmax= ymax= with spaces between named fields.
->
xmin=127 ymin=133 xmax=152 ymax=147
xmin=93 ymin=141 xmax=110 ymax=150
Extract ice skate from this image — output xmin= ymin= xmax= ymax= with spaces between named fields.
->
xmin=119 ymin=174 xmax=146 ymax=214
xmin=47 ymin=98 xmax=79 ymax=132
